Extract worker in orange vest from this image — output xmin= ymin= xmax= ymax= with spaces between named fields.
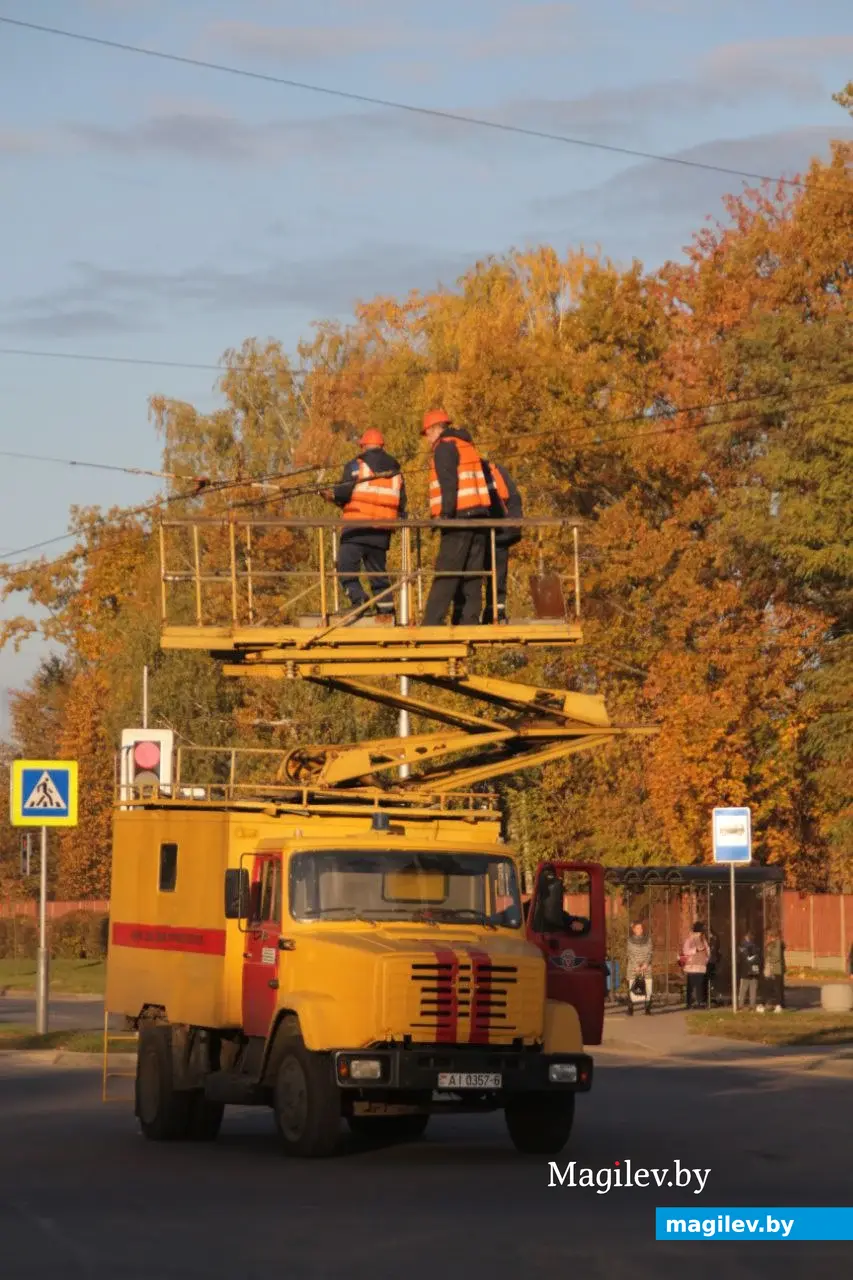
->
xmin=330 ymin=428 xmax=406 ymax=619
xmin=421 ymin=410 xmax=490 ymax=626
xmin=449 ymin=454 xmax=523 ymax=625
xmin=480 ymin=458 xmax=522 ymax=624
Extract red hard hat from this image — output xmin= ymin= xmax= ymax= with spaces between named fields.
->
xmin=359 ymin=428 xmax=384 ymax=448
xmin=422 ymin=408 xmax=451 ymax=434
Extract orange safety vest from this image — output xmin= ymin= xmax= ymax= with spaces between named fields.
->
xmin=429 ymin=436 xmax=490 ymax=518
xmin=342 ymin=459 xmax=403 ymax=521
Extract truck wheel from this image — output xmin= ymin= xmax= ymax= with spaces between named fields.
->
xmin=273 ymin=1038 xmax=341 ymax=1158
xmin=505 ymin=1093 xmax=575 ymax=1155
xmin=348 ymin=1114 xmax=429 ymax=1144
xmin=135 ymin=1025 xmax=191 ymax=1141
xmin=186 ymin=1092 xmax=225 ymax=1142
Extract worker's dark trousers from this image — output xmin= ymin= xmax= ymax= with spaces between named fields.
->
xmin=481 ymin=543 xmax=510 ymax=623
xmin=336 ymin=538 xmax=392 ymax=613
xmin=424 ymin=527 xmax=486 ymax=625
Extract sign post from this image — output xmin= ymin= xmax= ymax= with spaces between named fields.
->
xmin=9 ymin=760 xmax=79 ymax=1035
xmin=712 ymin=806 xmax=752 ymax=1014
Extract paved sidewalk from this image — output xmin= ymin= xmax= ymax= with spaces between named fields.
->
xmin=598 ymin=1005 xmax=853 ymax=1077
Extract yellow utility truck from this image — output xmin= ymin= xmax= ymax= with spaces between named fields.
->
xmin=105 ymin=514 xmax=651 ymax=1157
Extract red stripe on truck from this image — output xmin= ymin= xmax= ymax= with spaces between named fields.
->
xmin=111 ymin=921 xmax=227 ymax=956
xmin=467 ymin=946 xmax=492 ymax=1045
xmin=431 ymin=946 xmax=459 ymax=1043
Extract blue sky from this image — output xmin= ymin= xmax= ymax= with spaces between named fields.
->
xmin=1 ymin=0 xmax=852 ymax=718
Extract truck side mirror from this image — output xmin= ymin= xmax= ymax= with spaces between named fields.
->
xmin=224 ymin=868 xmax=250 ymax=920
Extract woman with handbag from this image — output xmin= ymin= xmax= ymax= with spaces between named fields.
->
xmin=625 ymin=920 xmax=653 ymax=1016
xmin=681 ymin=921 xmax=710 ymax=1009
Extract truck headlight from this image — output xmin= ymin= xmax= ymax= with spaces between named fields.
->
xmin=549 ymin=1063 xmax=578 ymax=1083
xmin=349 ymin=1058 xmax=383 ymax=1081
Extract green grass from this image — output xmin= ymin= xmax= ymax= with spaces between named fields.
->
xmin=687 ymin=1009 xmax=853 ymax=1047
xmin=0 ymin=958 xmax=106 ymax=995
xmin=0 ymin=1024 xmax=135 ymax=1053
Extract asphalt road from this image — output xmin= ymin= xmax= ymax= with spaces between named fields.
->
xmin=0 ymin=982 xmax=823 ymax=1036
xmin=0 ymin=1055 xmax=849 ymax=1280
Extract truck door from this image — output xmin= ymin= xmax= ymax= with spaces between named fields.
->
xmin=526 ymin=862 xmax=606 ymax=1045
xmin=241 ymin=853 xmax=282 ymax=1038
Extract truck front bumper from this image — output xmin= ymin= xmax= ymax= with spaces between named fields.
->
xmin=333 ymin=1046 xmax=593 ymax=1095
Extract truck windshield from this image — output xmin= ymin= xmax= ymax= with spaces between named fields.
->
xmin=289 ymin=850 xmax=522 ymax=929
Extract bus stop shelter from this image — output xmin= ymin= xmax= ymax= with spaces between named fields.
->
xmin=603 ymin=865 xmax=785 ymax=1007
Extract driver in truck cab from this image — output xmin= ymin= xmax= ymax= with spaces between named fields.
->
xmin=533 ymin=865 xmax=589 ymax=935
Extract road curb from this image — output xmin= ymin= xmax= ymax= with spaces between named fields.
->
xmin=595 ymin=1043 xmax=853 ymax=1078
xmin=0 ymin=1049 xmax=136 ymax=1067
xmin=0 ymin=989 xmax=102 ymax=1001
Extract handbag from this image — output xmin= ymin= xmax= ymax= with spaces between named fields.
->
xmin=630 ymin=975 xmax=646 ymax=997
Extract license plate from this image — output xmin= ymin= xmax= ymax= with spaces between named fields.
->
xmin=437 ymin=1072 xmax=502 ymax=1089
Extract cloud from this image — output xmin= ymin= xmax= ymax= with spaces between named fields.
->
xmin=468 ymin=4 xmax=580 ymax=58
xmin=497 ymin=34 xmax=853 ymax=140
xmin=702 ymin=35 xmax=853 ymax=104
xmin=0 ymin=308 xmax=144 ymax=340
xmin=55 ymin=20 xmax=853 ymax=175
xmin=202 ymin=4 xmax=581 ymax=66
xmin=68 ymin=104 xmax=281 ymax=165
xmin=62 ymin=96 xmax=470 ymax=166
xmin=1 ymin=244 xmax=477 ymax=336
xmin=203 ymin=18 xmax=405 ymax=62
xmin=532 ymin=125 xmax=853 ymax=266
xmin=0 ymin=128 xmax=46 ymax=155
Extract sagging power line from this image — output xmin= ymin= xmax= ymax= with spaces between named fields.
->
xmin=1 ymin=379 xmax=849 ymax=564
xmin=0 ymin=16 xmax=818 ymax=190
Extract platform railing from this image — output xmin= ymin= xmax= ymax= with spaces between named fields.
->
xmin=159 ymin=516 xmax=582 ymax=631
xmin=115 ymin=743 xmax=500 ymax=811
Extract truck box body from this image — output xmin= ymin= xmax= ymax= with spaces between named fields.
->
xmin=105 ymin=805 xmax=574 ymax=1052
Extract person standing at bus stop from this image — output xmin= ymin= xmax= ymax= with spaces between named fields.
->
xmin=625 ymin=919 xmax=653 ymax=1016
xmin=681 ymin=921 xmax=710 ymax=1009
xmin=762 ymin=928 xmax=785 ymax=1013
xmin=737 ymin=930 xmax=762 ymax=1010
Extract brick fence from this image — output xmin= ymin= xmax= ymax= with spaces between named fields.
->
xmin=783 ymin=892 xmax=853 ymax=970
xmin=2 ymin=892 xmax=852 ymax=970
xmin=0 ymin=900 xmax=109 ymax=920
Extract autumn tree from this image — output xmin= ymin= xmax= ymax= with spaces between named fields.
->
xmin=1 ymin=113 xmax=850 ymax=895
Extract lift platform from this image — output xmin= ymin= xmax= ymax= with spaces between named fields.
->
xmin=160 ymin=516 xmax=582 ymax=675
xmin=156 ymin=516 xmax=655 ymax=798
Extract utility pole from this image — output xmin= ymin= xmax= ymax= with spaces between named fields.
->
xmin=36 ymin=826 xmax=48 ymax=1035
xmin=398 ymin=540 xmax=411 ymax=779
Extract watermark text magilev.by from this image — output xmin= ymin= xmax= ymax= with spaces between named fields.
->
xmin=548 ymin=1160 xmax=710 ymax=1195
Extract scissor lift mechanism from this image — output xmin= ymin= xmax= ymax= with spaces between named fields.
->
xmin=157 ymin=517 xmax=655 ymax=795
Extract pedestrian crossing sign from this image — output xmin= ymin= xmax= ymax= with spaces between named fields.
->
xmin=10 ymin=760 xmax=79 ymax=827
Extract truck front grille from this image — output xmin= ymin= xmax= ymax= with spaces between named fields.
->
xmin=410 ymin=957 xmax=518 ymax=1041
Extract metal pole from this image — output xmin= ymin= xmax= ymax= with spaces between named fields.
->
xmin=36 ymin=826 xmax=49 ymax=1035
xmin=399 ymin=531 xmax=411 ymax=779
xmin=730 ymin=862 xmax=738 ymax=1013
xmin=142 ymin=665 xmax=149 ymax=730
